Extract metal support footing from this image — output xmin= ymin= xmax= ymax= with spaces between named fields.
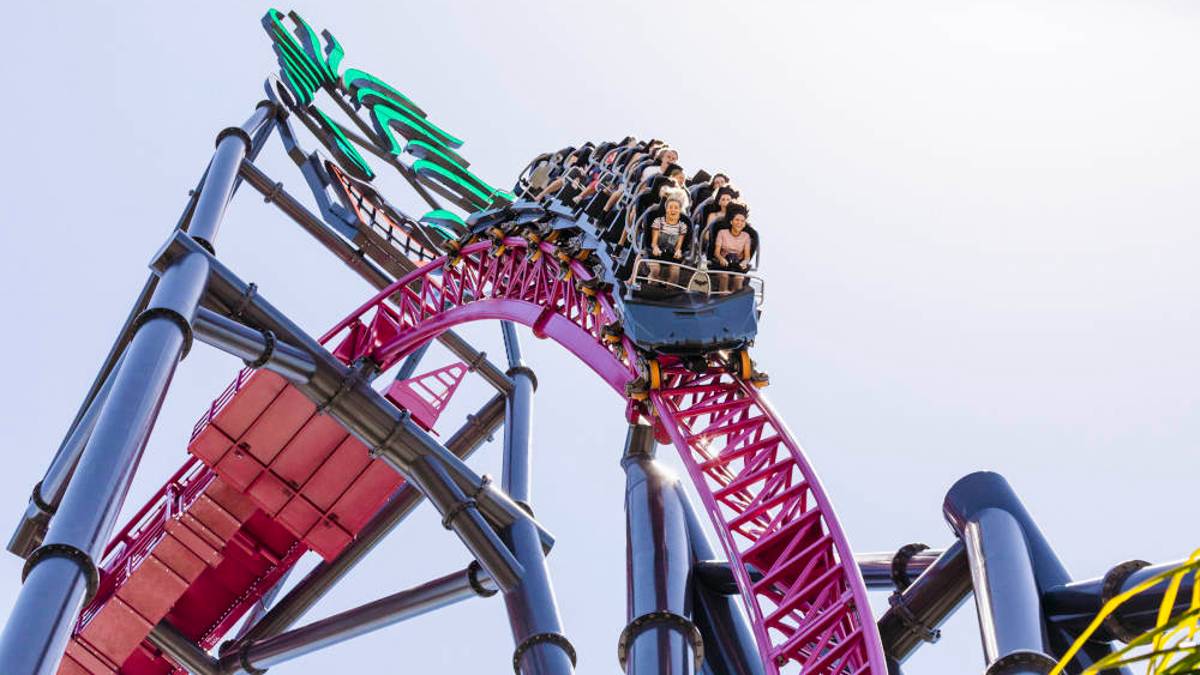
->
xmin=225 ymin=393 xmax=505 ymax=650
xmin=944 ymin=472 xmax=1110 ymax=675
xmin=1044 ymin=558 xmax=1195 ymax=644
xmin=878 ymin=541 xmax=972 ymax=664
xmin=621 ymin=425 xmax=700 ymax=674
xmin=220 ymin=566 xmax=497 ymax=674
xmin=147 ymin=620 xmax=221 ymax=675
xmin=193 ymin=308 xmax=316 ymax=382
xmin=498 ymin=324 xmax=573 ymax=674
xmin=237 ymin=159 xmax=514 ymax=396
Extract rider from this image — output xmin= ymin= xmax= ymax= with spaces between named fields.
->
xmin=712 ymin=203 xmax=752 ymax=292
xmin=646 ymin=189 xmax=689 ymax=288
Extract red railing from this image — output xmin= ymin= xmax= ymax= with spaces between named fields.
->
xmin=79 ymin=458 xmax=214 ymax=629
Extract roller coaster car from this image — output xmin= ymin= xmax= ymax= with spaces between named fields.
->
xmin=465 ymin=200 xmax=548 ymax=233
xmin=620 ymin=285 xmax=758 ymax=356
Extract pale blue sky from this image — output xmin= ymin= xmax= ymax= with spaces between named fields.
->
xmin=1 ymin=2 xmax=1198 ymax=673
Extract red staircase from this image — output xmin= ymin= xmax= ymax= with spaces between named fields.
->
xmin=61 ymin=354 xmax=410 ymax=672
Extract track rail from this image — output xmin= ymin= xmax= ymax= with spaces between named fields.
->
xmin=317 ymin=234 xmax=886 ymax=673
xmin=69 ymin=220 xmax=882 ymax=674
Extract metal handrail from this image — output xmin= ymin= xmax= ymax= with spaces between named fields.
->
xmin=628 ymin=257 xmax=765 ymax=308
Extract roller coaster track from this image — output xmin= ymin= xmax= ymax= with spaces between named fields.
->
xmin=61 ymin=216 xmax=884 ymax=673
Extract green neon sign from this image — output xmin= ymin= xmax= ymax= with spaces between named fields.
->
xmin=262 ymin=9 xmax=508 ymax=217
xmin=313 ymin=108 xmax=374 ymax=180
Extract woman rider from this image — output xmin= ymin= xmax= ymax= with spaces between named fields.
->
xmin=713 ymin=203 xmax=752 ymax=292
xmin=646 ymin=190 xmax=689 ymax=288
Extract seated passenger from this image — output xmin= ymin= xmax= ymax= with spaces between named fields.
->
xmin=697 ymin=187 xmax=740 ymax=251
xmin=646 ymin=190 xmax=689 ymax=287
xmin=573 ymin=146 xmax=621 ymax=207
xmin=664 ymin=163 xmax=687 ymax=189
xmin=533 ymin=148 xmax=590 ymax=202
xmin=713 ymin=204 xmax=753 ymax=292
xmin=705 ymin=187 xmax=739 ymax=228
xmin=691 ymin=173 xmax=728 ymax=206
xmin=524 ymin=153 xmax=559 ymax=196
xmin=640 ymin=147 xmax=679 ymax=182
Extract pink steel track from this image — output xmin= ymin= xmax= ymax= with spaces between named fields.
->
xmin=73 ymin=232 xmax=885 ymax=673
xmin=316 ymin=235 xmax=888 ymax=673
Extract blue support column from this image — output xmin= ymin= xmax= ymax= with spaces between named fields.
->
xmin=0 ymin=104 xmax=274 ymax=675
xmin=619 ymin=424 xmax=702 ymax=675
xmin=944 ymin=472 xmax=1127 ymax=675
xmin=499 ymin=323 xmax=575 ymax=674
xmin=676 ymin=483 xmax=763 ymax=675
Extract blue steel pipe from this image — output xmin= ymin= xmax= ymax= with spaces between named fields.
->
xmin=6 ymin=104 xmax=277 ymax=560
xmin=499 ymin=323 xmax=574 ymax=674
xmin=0 ymin=105 xmax=270 ymax=675
xmin=676 ymin=483 xmax=763 ymax=675
xmin=621 ymin=426 xmax=699 ymax=674
xmin=943 ymin=472 xmax=1127 ymax=674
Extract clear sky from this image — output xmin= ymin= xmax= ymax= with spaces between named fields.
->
xmin=1 ymin=1 xmax=1198 ymax=673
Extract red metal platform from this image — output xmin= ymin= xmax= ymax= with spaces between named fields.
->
xmin=62 ymin=364 xmax=406 ymax=672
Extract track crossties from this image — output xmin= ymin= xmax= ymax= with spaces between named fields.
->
xmin=66 ymin=233 xmax=883 ymax=674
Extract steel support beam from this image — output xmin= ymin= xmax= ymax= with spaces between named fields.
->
xmin=677 ymin=485 xmax=763 ymax=675
xmin=220 ymin=566 xmax=497 ymax=673
xmin=237 ymin=159 xmax=513 ymax=396
xmin=7 ymin=350 xmax=126 ymax=558
xmin=395 ymin=341 xmax=431 ymax=381
xmin=944 ymin=472 xmax=1124 ymax=675
xmin=619 ymin=425 xmax=701 ymax=674
xmin=499 ymin=324 xmax=575 ymax=675
xmin=147 ymin=620 xmax=221 ymax=675
xmin=1044 ymin=558 xmax=1196 ymax=644
xmin=857 ymin=546 xmax=947 ymax=590
xmin=158 ymin=232 xmax=551 ymax=593
xmin=878 ymin=540 xmax=972 ymax=664
xmin=192 ymin=307 xmax=316 ymax=383
xmin=232 ymin=569 xmax=293 ymax=643
xmin=225 ymin=394 xmax=506 ymax=650
xmin=0 ymin=113 xmax=277 ymax=675
xmin=7 ymin=105 xmax=276 ymax=559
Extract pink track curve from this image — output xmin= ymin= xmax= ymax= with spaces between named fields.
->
xmin=321 ymin=235 xmax=888 ymax=674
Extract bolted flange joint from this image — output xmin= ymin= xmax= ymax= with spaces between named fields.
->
xmin=1100 ymin=559 xmax=1151 ymax=643
xmin=244 ymin=329 xmax=277 ymax=369
xmin=23 ymin=543 xmax=100 ymax=604
xmin=985 ymin=650 xmax=1057 ymax=675
xmin=368 ymin=411 xmax=411 ymax=460
xmin=616 ymin=610 xmax=704 ymax=672
xmin=512 ymin=632 xmax=576 ymax=673
xmin=466 ymin=560 xmax=497 ymax=598
xmin=505 ymin=365 xmax=538 ymax=391
xmin=132 ymin=306 xmax=194 ymax=359
xmin=891 ymin=542 xmax=929 ymax=591
xmin=215 ymin=125 xmax=253 ymax=152
xmin=440 ymin=499 xmax=479 ymax=530
xmin=30 ymin=480 xmax=56 ymax=516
